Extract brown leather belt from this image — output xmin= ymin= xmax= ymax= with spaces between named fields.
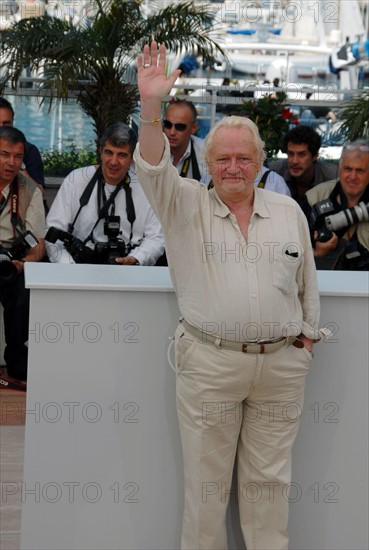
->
xmin=181 ymin=319 xmax=304 ymax=354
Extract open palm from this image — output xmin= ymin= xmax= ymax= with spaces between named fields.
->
xmin=137 ymin=43 xmax=181 ymax=101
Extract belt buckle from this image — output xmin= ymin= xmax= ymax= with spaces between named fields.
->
xmin=242 ymin=343 xmax=264 ymax=354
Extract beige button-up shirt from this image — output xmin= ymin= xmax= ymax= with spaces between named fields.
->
xmin=0 ymin=177 xmax=45 ymax=247
xmin=134 ymin=138 xmax=323 ymax=341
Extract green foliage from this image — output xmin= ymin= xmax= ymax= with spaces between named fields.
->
xmin=41 ymin=144 xmax=97 ymax=177
xmin=1 ymin=0 xmax=224 ymax=139
xmin=238 ymin=92 xmax=298 ymax=159
xmin=338 ymin=92 xmax=369 ymax=141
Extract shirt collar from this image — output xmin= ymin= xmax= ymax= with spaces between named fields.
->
xmin=253 ymin=187 xmax=271 ymax=218
xmin=0 ymin=184 xmax=10 ymax=199
xmin=171 ymin=138 xmax=192 ymax=165
xmin=211 ymin=186 xmax=271 ymax=219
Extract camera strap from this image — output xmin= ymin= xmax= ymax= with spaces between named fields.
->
xmin=68 ymin=167 xmax=102 ymax=234
xmin=122 ymin=178 xmax=136 ymax=244
xmin=97 ymin=174 xmax=131 ymax=222
xmin=6 ymin=178 xmax=24 ymax=238
xmin=69 ymin=167 xmax=136 ymax=247
xmin=94 ymin=174 xmax=136 ymax=245
xmin=68 ymin=167 xmax=127 ymax=237
xmin=333 ymin=182 xmax=349 ymax=210
xmin=257 ymin=170 xmax=270 ymax=189
xmin=0 ymin=194 xmax=8 ymax=216
xmin=180 ymin=139 xmax=201 ymax=181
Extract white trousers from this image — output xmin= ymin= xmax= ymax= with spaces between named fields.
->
xmin=175 ymin=323 xmax=313 ymax=550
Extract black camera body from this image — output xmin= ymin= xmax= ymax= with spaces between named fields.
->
xmin=0 ymin=230 xmax=39 ymax=284
xmin=94 ymin=216 xmax=127 ymax=264
xmin=46 ymin=216 xmax=128 ymax=265
xmin=45 ymin=226 xmax=96 ymax=264
xmin=310 ymin=199 xmax=335 ymax=242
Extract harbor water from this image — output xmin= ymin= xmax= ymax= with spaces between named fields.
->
xmin=6 ymin=94 xmax=96 ymax=152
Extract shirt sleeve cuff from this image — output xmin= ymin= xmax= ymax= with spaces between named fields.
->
xmin=302 ymin=323 xmax=333 ymax=341
xmin=133 ymin=136 xmax=171 ymax=175
xmin=128 ymin=252 xmax=143 ymax=265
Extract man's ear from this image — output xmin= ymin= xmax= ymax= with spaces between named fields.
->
xmin=312 ymin=153 xmax=319 ymax=162
xmin=191 ymin=122 xmax=199 ymax=135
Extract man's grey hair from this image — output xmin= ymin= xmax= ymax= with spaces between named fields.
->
xmin=341 ymin=139 xmax=369 ymax=158
xmin=100 ymin=123 xmax=137 ymax=156
xmin=203 ymin=116 xmax=266 ymax=166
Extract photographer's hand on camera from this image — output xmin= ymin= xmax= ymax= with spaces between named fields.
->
xmin=114 ymin=256 xmax=139 ymax=265
xmin=313 ymin=230 xmax=339 ymax=257
xmin=12 ymin=238 xmax=45 ymax=272
xmin=11 ymin=259 xmax=25 ymax=274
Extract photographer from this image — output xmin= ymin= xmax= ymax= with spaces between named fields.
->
xmin=269 ymin=125 xmax=338 ymax=206
xmin=45 ymin=123 xmax=164 ymax=265
xmin=0 ymin=97 xmax=45 ymax=190
xmin=0 ymin=127 xmax=46 ymax=382
xmin=163 ymin=99 xmax=211 ymax=185
xmin=303 ymin=140 xmax=369 ymax=270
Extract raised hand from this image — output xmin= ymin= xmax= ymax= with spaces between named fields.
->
xmin=137 ymin=41 xmax=181 ymax=102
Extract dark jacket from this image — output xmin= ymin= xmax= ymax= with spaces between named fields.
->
xmin=268 ymin=158 xmax=338 ymax=205
xmin=24 ymin=141 xmax=45 ymax=187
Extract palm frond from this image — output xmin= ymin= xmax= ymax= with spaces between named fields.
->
xmin=0 ymin=0 xmax=225 ymax=140
xmin=1 ymin=16 xmax=75 ymax=87
xmin=338 ymin=92 xmax=369 ymax=140
xmin=133 ymin=1 xmax=224 ymax=62
xmin=78 ymin=77 xmax=139 ymax=138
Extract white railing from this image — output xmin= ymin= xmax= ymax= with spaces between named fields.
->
xmin=2 ymin=77 xmax=367 ymax=146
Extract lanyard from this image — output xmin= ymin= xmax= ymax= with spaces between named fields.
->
xmin=96 ymin=174 xmax=127 ymax=222
xmin=0 ymin=193 xmax=8 ymax=217
xmin=0 ymin=178 xmax=22 ymax=237
xmin=68 ymin=168 xmax=136 ymax=246
xmin=179 ymin=139 xmax=201 ymax=181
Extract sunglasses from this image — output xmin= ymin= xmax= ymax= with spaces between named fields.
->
xmin=163 ymin=120 xmax=188 ymax=132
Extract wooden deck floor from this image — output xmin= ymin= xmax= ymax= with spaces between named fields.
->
xmin=0 ymin=390 xmax=26 ymax=426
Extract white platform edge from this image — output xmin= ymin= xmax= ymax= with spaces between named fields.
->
xmin=316 ymin=270 xmax=369 ymax=297
xmin=24 ymin=264 xmax=174 ymax=292
xmin=24 ymin=264 xmax=369 ymax=297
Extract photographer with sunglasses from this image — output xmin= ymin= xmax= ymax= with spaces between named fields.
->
xmin=163 ymin=99 xmax=211 ymax=185
xmin=303 ymin=139 xmax=369 ymax=270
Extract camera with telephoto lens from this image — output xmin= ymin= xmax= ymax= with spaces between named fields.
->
xmin=311 ymin=199 xmax=369 ymax=242
xmin=0 ymin=230 xmax=39 ymax=285
xmin=94 ymin=216 xmax=127 ymax=265
xmin=325 ymin=201 xmax=369 ymax=233
xmin=45 ymin=227 xmax=97 ymax=264
xmin=310 ymin=199 xmax=369 ymax=267
xmin=46 ymin=216 xmax=127 ymax=264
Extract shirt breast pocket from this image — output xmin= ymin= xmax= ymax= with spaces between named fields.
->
xmin=272 ymin=250 xmax=302 ymax=295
